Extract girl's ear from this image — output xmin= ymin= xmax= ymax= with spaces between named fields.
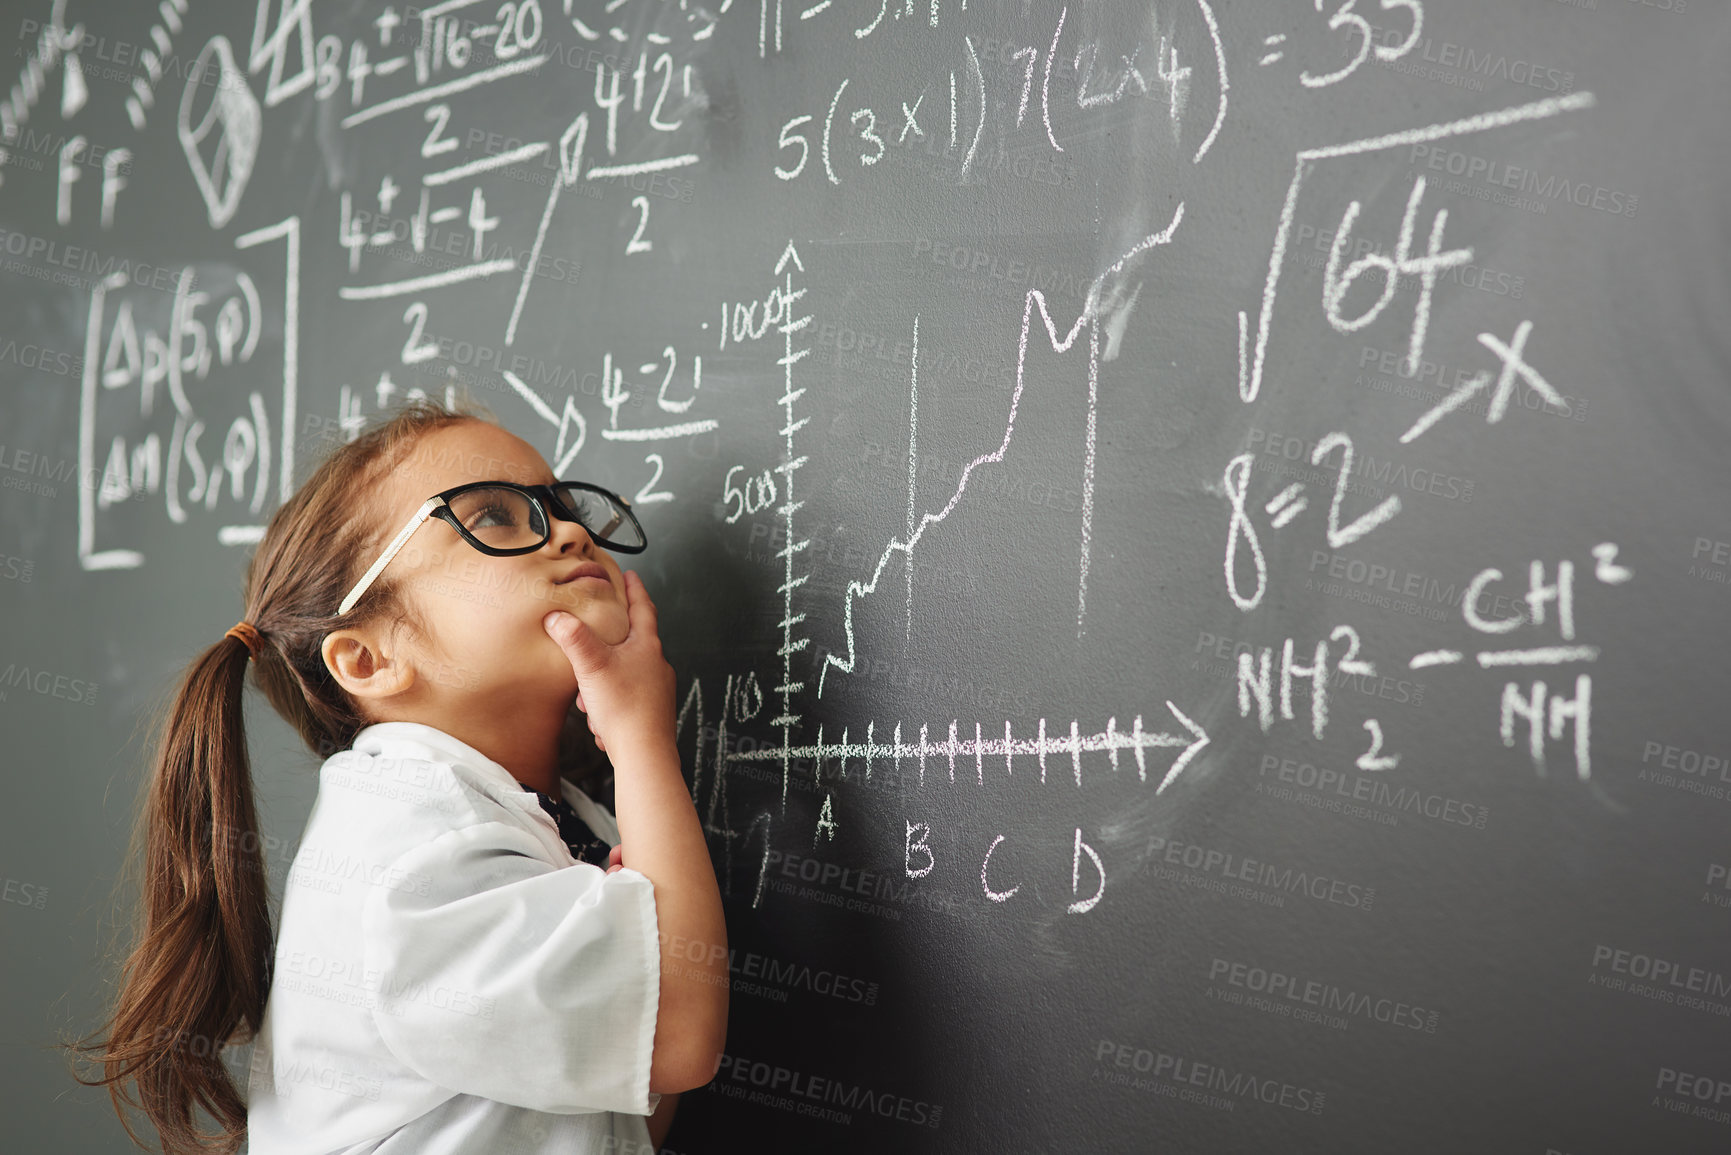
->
xmin=321 ymin=628 xmax=418 ymax=704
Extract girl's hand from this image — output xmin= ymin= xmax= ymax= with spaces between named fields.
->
xmin=543 ymin=570 xmax=677 ymax=758
xmin=606 ymin=844 xmax=625 ymax=874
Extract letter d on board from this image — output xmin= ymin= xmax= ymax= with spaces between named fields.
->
xmin=1069 ymin=828 xmax=1105 ymax=913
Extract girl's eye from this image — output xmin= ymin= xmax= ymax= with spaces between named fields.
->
xmin=464 ymin=502 xmax=516 ymax=530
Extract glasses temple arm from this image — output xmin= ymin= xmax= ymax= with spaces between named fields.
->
xmin=337 ymin=498 xmax=441 ymax=616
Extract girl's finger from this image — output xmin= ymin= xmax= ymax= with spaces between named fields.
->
xmin=622 ymin=570 xmax=659 ymax=637
xmin=543 ymin=610 xmax=609 ymax=678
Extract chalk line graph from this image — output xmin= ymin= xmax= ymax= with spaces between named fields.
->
xmin=816 ymin=201 xmax=1185 ymax=695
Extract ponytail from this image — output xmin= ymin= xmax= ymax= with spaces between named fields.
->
xmin=63 ymin=395 xmax=492 ymax=1152
xmin=68 ymin=631 xmax=272 ymax=1153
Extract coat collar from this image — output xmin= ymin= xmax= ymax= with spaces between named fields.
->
xmin=350 ymin=721 xmax=526 ymax=793
xmin=346 ymin=721 xmax=575 ymax=862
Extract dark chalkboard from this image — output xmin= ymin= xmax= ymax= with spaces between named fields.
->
xmin=4 ymin=0 xmax=1730 ymax=1150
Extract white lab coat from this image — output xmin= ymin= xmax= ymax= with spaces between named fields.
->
xmin=245 ymin=721 xmax=662 ymax=1155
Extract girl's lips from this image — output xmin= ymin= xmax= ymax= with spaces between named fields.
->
xmin=555 ymin=562 xmax=609 ymax=584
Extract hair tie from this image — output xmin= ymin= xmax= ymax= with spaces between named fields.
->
xmin=225 ymin=620 xmax=262 ymax=660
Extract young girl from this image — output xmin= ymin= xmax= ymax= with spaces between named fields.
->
xmin=70 ymin=398 xmax=728 ymax=1153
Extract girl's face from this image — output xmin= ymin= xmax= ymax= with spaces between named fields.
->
xmin=355 ymin=419 xmax=630 ymax=705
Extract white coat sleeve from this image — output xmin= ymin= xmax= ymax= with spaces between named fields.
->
xmin=358 ymin=820 xmax=661 ymax=1115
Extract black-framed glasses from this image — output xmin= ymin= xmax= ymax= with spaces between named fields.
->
xmin=337 ymin=481 xmax=646 ymax=616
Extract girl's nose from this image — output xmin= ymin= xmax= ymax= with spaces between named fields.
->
xmin=547 ymin=512 xmax=597 ymax=555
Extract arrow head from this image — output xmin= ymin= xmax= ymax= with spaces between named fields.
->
xmin=1154 ymin=700 xmax=1208 ymax=794
xmin=559 ymin=113 xmax=589 ymax=186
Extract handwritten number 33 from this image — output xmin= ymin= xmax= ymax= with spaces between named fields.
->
xmin=1299 ymin=0 xmax=1424 ymax=90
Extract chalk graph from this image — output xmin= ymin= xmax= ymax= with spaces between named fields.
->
xmin=817 ymin=201 xmax=1186 ymax=691
xmin=678 ymin=215 xmax=1231 ymax=904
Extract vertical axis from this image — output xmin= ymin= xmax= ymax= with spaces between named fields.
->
xmin=905 ymin=315 xmax=918 ymax=641
xmin=771 ymin=243 xmax=812 ymax=811
xmin=1076 ymin=317 xmax=1097 ymax=639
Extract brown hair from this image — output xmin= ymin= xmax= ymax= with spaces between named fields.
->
xmin=60 ymin=393 xmax=586 ymax=1152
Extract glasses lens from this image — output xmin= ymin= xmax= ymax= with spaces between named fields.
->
xmin=554 ymin=484 xmax=644 ymax=549
xmin=447 ymin=486 xmax=545 ymax=549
